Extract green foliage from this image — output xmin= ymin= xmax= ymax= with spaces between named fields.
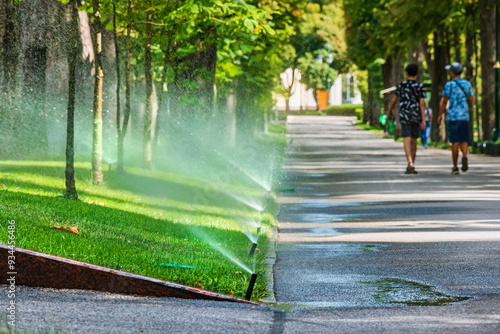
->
xmin=325 ymin=105 xmax=358 ymax=116
xmin=297 ymin=52 xmax=337 ymax=91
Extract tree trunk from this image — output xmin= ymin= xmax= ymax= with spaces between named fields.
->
xmin=143 ymin=11 xmax=154 ymax=169
xmin=154 ymin=30 xmax=174 ymax=148
xmin=0 ymin=0 xmax=20 ymax=157
xmin=479 ymin=0 xmax=495 ymax=140
xmin=92 ymin=0 xmax=104 ymax=185
xmin=408 ymin=45 xmax=424 ymax=83
xmin=474 ymin=32 xmax=481 ymax=141
xmin=113 ymin=3 xmax=121 ymax=169
xmin=364 ymin=68 xmax=374 ymax=124
xmin=453 ymin=27 xmax=462 ymax=64
xmin=430 ymin=31 xmax=448 ymax=142
xmin=226 ymin=80 xmax=237 ymax=145
xmin=381 ymin=58 xmax=393 ymax=116
xmin=65 ymin=0 xmax=79 ymax=200
xmin=465 ymin=11 xmax=475 ymax=144
xmin=20 ymin=0 xmax=48 ymax=156
xmin=117 ymin=0 xmax=132 ymax=173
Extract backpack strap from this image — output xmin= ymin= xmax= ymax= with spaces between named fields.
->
xmin=453 ymin=79 xmax=469 ymax=99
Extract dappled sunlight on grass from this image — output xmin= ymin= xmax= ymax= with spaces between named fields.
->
xmin=0 ymin=160 xmax=277 ymax=299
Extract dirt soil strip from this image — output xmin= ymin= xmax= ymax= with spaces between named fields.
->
xmin=0 ymin=245 xmax=261 ymax=305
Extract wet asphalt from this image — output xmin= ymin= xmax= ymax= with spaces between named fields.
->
xmin=2 ymin=116 xmax=500 ymax=333
xmin=273 ymin=116 xmax=500 ymax=333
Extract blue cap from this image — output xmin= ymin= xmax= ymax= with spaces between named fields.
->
xmin=445 ymin=62 xmax=463 ymax=74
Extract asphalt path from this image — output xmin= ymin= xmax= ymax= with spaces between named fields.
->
xmin=274 ymin=116 xmax=500 ymax=333
xmin=2 ymin=116 xmax=499 ymax=333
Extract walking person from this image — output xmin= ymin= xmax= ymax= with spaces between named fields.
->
xmin=421 ymin=105 xmax=432 ymax=148
xmin=437 ymin=62 xmax=474 ymax=175
xmin=388 ymin=64 xmax=427 ymax=174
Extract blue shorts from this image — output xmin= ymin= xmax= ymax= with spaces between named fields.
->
xmin=448 ymin=120 xmax=469 ymax=143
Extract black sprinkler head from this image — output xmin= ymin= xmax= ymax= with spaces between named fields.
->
xmin=249 ymin=242 xmax=258 ymax=257
xmin=245 ymin=273 xmax=258 ymax=301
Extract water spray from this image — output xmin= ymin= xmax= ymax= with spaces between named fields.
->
xmin=249 ymin=242 xmax=258 ymax=257
xmin=245 ymin=273 xmax=258 ymax=300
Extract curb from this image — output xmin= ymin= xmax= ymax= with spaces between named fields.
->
xmin=259 ymin=207 xmax=279 ymax=305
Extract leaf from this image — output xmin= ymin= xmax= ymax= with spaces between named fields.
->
xmin=53 ymin=226 xmax=80 ymax=236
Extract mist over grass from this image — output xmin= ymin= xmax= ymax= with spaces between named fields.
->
xmin=0 ymin=102 xmax=286 ymax=299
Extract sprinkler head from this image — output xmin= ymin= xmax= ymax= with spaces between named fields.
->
xmin=245 ymin=273 xmax=258 ymax=301
xmin=249 ymin=242 xmax=258 ymax=257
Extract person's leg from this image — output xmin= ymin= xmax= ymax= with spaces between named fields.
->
xmin=403 ymin=137 xmax=413 ymax=166
xmin=411 ymin=138 xmax=417 ymax=163
xmin=460 ymin=142 xmax=468 ymax=156
xmin=424 ymin=121 xmax=431 ymax=147
xmin=451 ymin=142 xmax=459 ymax=167
xmin=460 ymin=141 xmax=469 ymax=171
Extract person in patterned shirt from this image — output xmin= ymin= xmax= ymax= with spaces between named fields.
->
xmin=388 ymin=64 xmax=427 ymax=174
xmin=437 ymin=62 xmax=474 ymax=175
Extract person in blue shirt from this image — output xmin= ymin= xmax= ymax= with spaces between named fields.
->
xmin=437 ymin=62 xmax=474 ymax=175
xmin=421 ymin=102 xmax=432 ymax=148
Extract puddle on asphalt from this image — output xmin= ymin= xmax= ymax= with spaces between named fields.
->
xmin=308 ymin=227 xmax=341 ymax=237
xmin=277 ymin=243 xmax=387 ymax=255
xmin=363 ymin=278 xmax=470 ymax=306
xmin=303 ymin=173 xmax=328 ymax=177
xmin=300 ymin=213 xmax=368 ymax=223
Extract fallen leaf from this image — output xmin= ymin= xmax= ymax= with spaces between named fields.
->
xmin=193 ymin=281 xmax=204 ymax=289
xmin=230 ymin=289 xmax=233 ymax=296
xmin=85 ymin=189 xmax=90 ymax=192
xmin=98 ymin=202 xmax=104 ymax=206
xmin=256 ymin=248 xmax=261 ymax=254
xmin=53 ymin=226 xmax=80 ymax=236
xmin=154 ymin=217 xmax=159 ymax=219
xmin=2 ymin=184 xmax=6 ymax=189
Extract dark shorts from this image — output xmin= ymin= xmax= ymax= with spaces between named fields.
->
xmin=401 ymin=122 xmax=421 ymax=139
xmin=448 ymin=120 xmax=469 ymax=143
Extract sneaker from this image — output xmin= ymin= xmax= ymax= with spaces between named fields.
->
xmin=462 ymin=156 xmax=468 ymax=172
xmin=405 ymin=165 xmax=417 ymax=174
xmin=451 ymin=167 xmax=459 ymax=175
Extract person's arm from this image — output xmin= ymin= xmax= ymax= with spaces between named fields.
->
xmin=467 ymin=95 xmax=474 ymax=106
xmin=420 ymin=97 xmax=426 ymax=130
xmin=437 ymin=96 xmax=449 ymax=126
xmin=388 ymin=94 xmax=398 ymax=119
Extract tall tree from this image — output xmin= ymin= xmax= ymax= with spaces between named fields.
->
xmin=92 ymin=0 xmax=104 ymax=184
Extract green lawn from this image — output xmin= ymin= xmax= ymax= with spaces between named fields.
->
xmin=0 ymin=131 xmax=285 ymax=300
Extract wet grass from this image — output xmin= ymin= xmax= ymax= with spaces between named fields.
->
xmin=364 ymin=278 xmax=470 ymax=306
xmin=0 ymin=129 xmax=286 ymax=300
